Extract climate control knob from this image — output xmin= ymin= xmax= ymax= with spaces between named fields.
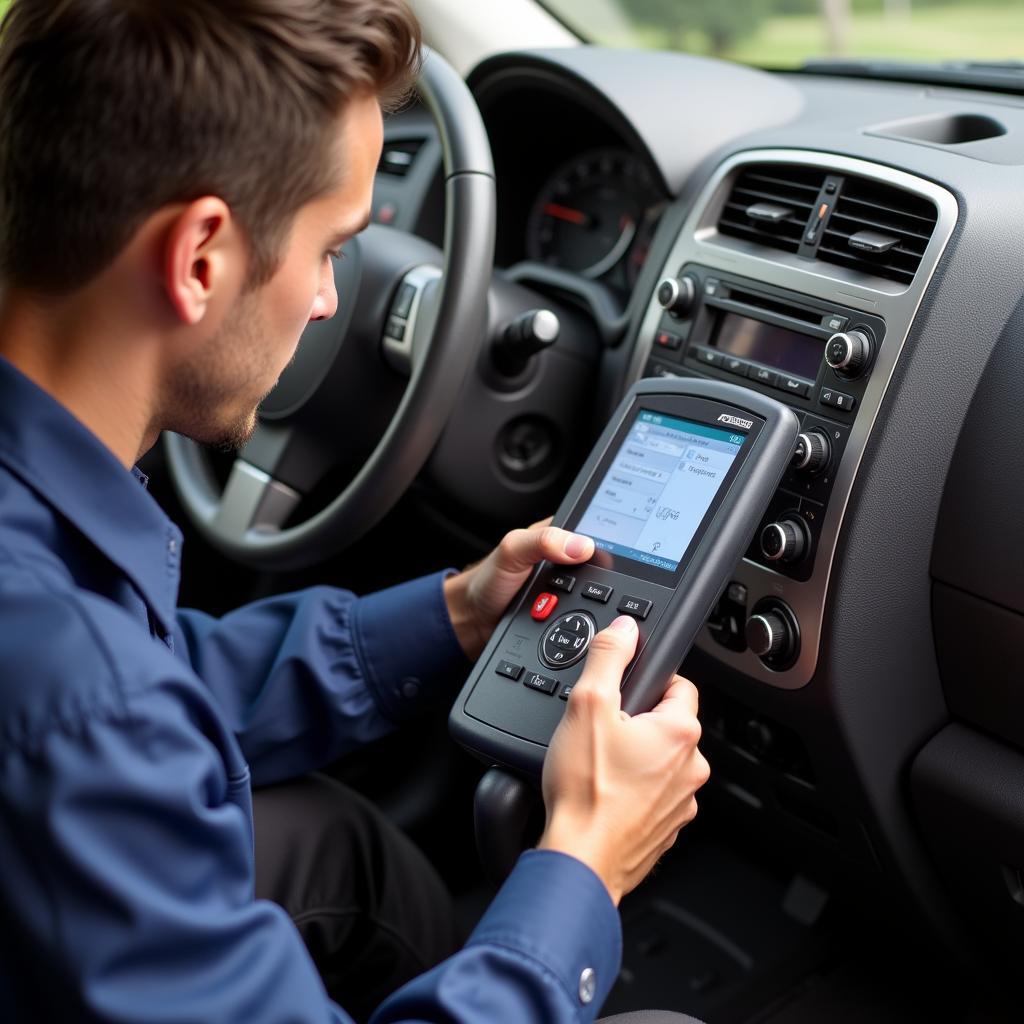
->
xmin=792 ymin=430 xmax=831 ymax=476
xmin=760 ymin=518 xmax=807 ymax=564
xmin=746 ymin=612 xmax=789 ymax=660
xmin=825 ymin=329 xmax=872 ymax=378
xmin=656 ymin=275 xmax=697 ymax=318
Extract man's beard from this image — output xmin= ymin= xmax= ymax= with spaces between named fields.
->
xmin=166 ymin=294 xmax=274 ymax=452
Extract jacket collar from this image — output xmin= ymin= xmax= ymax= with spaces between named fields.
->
xmin=0 ymin=356 xmax=181 ymax=635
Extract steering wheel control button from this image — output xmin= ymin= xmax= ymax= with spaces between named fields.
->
xmin=548 ymin=573 xmax=576 ymax=593
xmin=581 ymin=581 xmax=613 ymax=603
xmin=523 ymin=672 xmax=559 ymax=696
xmin=385 ymin=315 xmax=407 ymax=341
xmin=760 ymin=518 xmax=808 ymax=564
xmin=495 ymin=660 xmax=524 ymax=681
xmin=578 ymin=967 xmax=597 ymax=1005
xmin=559 ymin=683 xmax=575 ymax=701
xmin=530 ymin=592 xmax=559 ymax=621
xmin=617 ymin=596 xmax=652 ymax=620
xmin=825 ymin=329 xmax=872 ymax=378
xmin=819 ymin=387 xmax=857 ymax=413
xmin=393 ymin=283 xmax=416 ymax=319
xmin=540 ymin=612 xmax=596 ymax=669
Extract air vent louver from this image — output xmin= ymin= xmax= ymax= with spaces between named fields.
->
xmin=817 ymin=178 xmax=937 ymax=285
xmin=718 ymin=165 xmax=826 ymax=254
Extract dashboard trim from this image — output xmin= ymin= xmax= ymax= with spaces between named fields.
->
xmin=629 ymin=148 xmax=959 ymax=688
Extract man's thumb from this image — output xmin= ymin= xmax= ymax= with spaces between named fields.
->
xmin=569 ymin=616 xmax=639 ymax=712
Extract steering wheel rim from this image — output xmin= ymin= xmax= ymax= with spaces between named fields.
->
xmin=164 ymin=49 xmax=495 ymax=571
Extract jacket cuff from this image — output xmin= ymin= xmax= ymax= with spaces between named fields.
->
xmin=351 ymin=570 xmax=470 ymax=723
xmin=468 ymin=849 xmax=622 ymax=1020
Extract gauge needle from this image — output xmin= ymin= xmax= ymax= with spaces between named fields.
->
xmin=544 ymin=202 xmax=591 ymax=227
xmin=583 ymin=216 xmax=637 ymax=280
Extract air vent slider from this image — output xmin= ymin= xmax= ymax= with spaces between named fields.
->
xmin=848 ymin=230 xmax=899 ymax=254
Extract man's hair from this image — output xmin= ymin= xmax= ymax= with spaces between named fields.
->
xmin=0 ymin=0 xmax=421 ymax=295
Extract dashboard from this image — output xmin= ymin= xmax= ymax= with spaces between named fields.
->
xmin=375 ymin=46 xmax=1024 ymax=991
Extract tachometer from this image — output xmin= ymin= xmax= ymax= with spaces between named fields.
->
xmin=526 ymin=148 xmax=664 ymax=290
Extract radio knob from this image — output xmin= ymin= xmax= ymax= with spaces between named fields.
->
xmin=656 ymin=274 xmax=697 ymax=318
xmin=825 ymin=329 xmax=872 ymax=378
xmin=792 ymin=430 xmax=831 ymax=475
xmin=746 ymin=612 xmax=789 ymax=660
xmin=760 ymin=518 xmax=807 ymax=564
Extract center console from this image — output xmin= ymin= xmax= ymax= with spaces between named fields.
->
xmin=630 ymin=150 xmax=958 ymax=688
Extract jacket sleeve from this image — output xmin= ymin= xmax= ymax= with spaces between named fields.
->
xmin=173 ymin=571 xmax=470 ymax=786
xmin=0 ymin=671 xmax=354 ymax=1024
xmin=372 ymin=850 xmax=623 ymax=1024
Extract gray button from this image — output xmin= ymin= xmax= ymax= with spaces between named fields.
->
xmin=578 ymin=967 xmax=597 ymax=1005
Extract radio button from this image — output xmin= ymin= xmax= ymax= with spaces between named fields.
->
xmin=749 ymin=366 xmax=778 ymax=387
xmin=777 ymin=375 xmax=811 ymax=398
xmin=824 ymin=314 xmax=849 ymax=332
xmin=654 ymin=330 xmax=683 ymax=352
xmin=691 ymin=345 xmax=721 ymax=368
xmin=760 ymin=518 xmax=808 ymax=564
xmin=724 ymin=356 xmax=749 ymax=376
xmin=819 ymin=388 xmax=857 ymax=412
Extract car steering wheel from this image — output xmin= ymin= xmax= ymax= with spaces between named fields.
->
xmin=165 ymin=49 xmax=495 ymax=571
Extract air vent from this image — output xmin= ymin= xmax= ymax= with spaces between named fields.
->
xmin=817 ymin=177 xmax=938 ymax=285
xmin=718 ymin=165 xmax=826 ymax=254
xmin=378 ymin=138 xmax=424 ymax=177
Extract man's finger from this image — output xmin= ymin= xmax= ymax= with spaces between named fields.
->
xmin=495 ymin=525 xmax=594 ymax=575
xmin=569 ymin=616 xmax=639 ymax=713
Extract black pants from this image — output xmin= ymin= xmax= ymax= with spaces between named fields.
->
xmin=253 ymin=774 xmax=701 ymax=1024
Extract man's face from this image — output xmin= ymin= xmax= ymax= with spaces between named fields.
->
xmin=169 ymin=92 xmax=383 ymax=450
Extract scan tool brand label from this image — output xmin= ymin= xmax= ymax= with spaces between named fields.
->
xmin=717 ymin=414 xmax=753 ymax=430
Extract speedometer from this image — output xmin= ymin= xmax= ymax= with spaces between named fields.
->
xmin=526 ymin=148 xmax=664 ymax=290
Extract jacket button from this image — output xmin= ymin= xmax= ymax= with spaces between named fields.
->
xmin=400 ymin=677 xmax=421 ymax=699
xmin=578 ymin=967 xmax=596 ymax=1004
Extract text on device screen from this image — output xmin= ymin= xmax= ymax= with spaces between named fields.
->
xmin=574 ymin=410 xmax=745 ymax=572
xmin=713 ymin=312 xmax=822 ymax=380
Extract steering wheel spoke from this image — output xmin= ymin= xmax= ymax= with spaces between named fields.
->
xmin=213 ymin=460 xmax=302 ymax=540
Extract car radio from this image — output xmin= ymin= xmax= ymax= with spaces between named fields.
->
xmin=643 ymin=264 xmax=886 ymax=585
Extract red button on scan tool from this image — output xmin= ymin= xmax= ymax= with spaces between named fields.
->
xmin=530 ymin=592 xmax=559 ymax=621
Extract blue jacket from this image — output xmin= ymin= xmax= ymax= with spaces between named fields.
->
xmin=0 ymin=356 xmax=621 ymax=1022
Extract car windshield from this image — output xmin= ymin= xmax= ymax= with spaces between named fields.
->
xmin=541 ymin=0 xmax=1022 ymax=70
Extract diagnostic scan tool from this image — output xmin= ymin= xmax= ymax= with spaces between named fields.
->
xmin=450 ymin=378 xmax=800 ymax=775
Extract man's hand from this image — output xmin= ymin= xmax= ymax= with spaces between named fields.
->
xmin=442 ymin=518 xmax=595 ymax=661
xmin=537 ymin=615 xmax=710 ymax=906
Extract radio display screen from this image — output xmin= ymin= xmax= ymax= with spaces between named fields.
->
xmin=712 ymin=312 xmax=822 ymax=380
xmin=573 ymin=410 xmax=744 ymax=573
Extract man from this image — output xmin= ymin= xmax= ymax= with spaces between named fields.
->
xmin=0 ymin=2 xmax=709 ymax=1022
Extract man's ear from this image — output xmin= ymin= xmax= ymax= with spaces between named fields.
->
xmin=162 ymin=197 xmax=240 ymax=325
